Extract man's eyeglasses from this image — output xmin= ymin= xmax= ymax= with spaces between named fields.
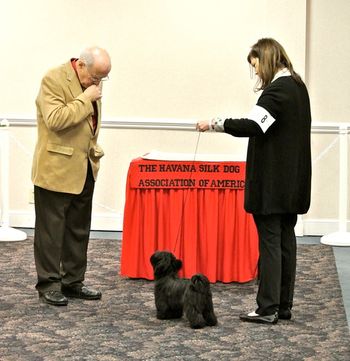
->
xmin=90 ymin=74 xmax=109 ymax=82
xmin=86 ymin=67 xmax=109 ymax=82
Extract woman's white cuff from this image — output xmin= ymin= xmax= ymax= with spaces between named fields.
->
xmin=211 ymin=117 xmax=225 ymax=132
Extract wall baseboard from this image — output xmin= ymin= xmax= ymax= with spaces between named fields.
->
xmin=303 ymin=219 xmax=349 ymax=236
xmin=7 ymin=211 xmax=348 ymax=236
xmin=8 ymin=211 xmax=124 ymax=232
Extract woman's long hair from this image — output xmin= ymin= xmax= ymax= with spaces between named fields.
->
xmin=247 ymin=38 xmax=303 ymax=91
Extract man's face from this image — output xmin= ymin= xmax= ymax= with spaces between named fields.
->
xmin=77 ymin=60 xmax=110 ymax=88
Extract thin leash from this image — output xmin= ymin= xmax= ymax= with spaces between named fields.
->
xmin=171 ymin=128 xmax=260 ymax=285
xmin=172 ymin=130 xmax=202 ymax=254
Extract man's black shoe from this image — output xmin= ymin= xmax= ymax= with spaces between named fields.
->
xmin=239 ymin=311 xmax=278 ymax=324
xmin=61 ymin=285 xmax=102 ymax=300
xmin=40 ymin=290 xmax=68 ymax=306
xmin=278 ymin=308 xmax=292 ymax=320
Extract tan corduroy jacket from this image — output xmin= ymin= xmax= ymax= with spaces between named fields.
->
xmin=32 ymin=61 xmax=104 ymax=194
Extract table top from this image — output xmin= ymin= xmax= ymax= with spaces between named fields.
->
xmin=142 ymin=150 xmax=245 ymax=162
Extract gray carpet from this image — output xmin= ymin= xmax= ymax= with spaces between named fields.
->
xmin=0 ymin=238 xmax=349 ymax=360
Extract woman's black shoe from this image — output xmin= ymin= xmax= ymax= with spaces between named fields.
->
xmin=239 ymin=311 xmax=278 ymax=324
xmin=278 ymin=308 xmax=292 ymax=320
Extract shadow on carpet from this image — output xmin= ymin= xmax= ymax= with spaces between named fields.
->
xmin=0 ymin=238 xmax=349 ymax=361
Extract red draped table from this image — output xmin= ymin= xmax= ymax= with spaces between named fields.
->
xmin=120 ymin=157 xmax=259 ymax=283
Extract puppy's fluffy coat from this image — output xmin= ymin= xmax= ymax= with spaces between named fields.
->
xmin=150 ymin=251 xmax=217 ymax=329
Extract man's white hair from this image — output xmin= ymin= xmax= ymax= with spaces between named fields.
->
xmin=79 ymin=47 xmax=99 ymax=68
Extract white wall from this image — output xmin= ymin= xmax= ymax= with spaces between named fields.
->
xmin=1 ymin=0 xmax=306 ymax=118
xmin=1 ymin=0 xmax=349 ymax=234
xmin=307 ymin=0 xmax=350 ymax=121
xmin=305 ymin=0 xmax=350 ymax=233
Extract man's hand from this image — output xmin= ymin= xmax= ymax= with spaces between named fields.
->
xmin=84 ymin=84 xmax=102 ymax=102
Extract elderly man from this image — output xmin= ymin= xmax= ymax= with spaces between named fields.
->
xmin=32 ymin=46 xmax=111 ymax=305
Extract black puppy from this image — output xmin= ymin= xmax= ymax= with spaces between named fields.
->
xmin=184 ymin=273 xmax=218 ymax=329
xmin=150 ymin=251 xmax=217 ymax=329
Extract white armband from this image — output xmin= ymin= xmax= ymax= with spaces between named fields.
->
xmin=247 ymin=105 xmax=275 ymax=133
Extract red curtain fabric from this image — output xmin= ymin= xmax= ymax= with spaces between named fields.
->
xmin=120 ymin=159 xmax=259 ymax=283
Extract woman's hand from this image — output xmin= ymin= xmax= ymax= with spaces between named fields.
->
xmin=196 ymin=120 xmax=210 ymax=132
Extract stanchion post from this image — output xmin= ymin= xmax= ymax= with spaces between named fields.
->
xmin=321 ymin=124 xmax=350 ymax=246
xmin=0 ymin=119 xmax=27 ymax=241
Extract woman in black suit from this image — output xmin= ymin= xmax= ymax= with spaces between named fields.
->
xmin=197 ymin=38 xmax=312 ymax=324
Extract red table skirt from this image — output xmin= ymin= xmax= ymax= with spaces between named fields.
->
xmin=120 ymin=160 xmax=259 ymax=283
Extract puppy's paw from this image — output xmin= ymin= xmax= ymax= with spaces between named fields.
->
xmin=189 ymin=315 xmax=207 ymax=329
xmin=204 ymin=312 xmax=218 ymax=326
xmin=157 ymin=309 xmax=183 ymax=320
